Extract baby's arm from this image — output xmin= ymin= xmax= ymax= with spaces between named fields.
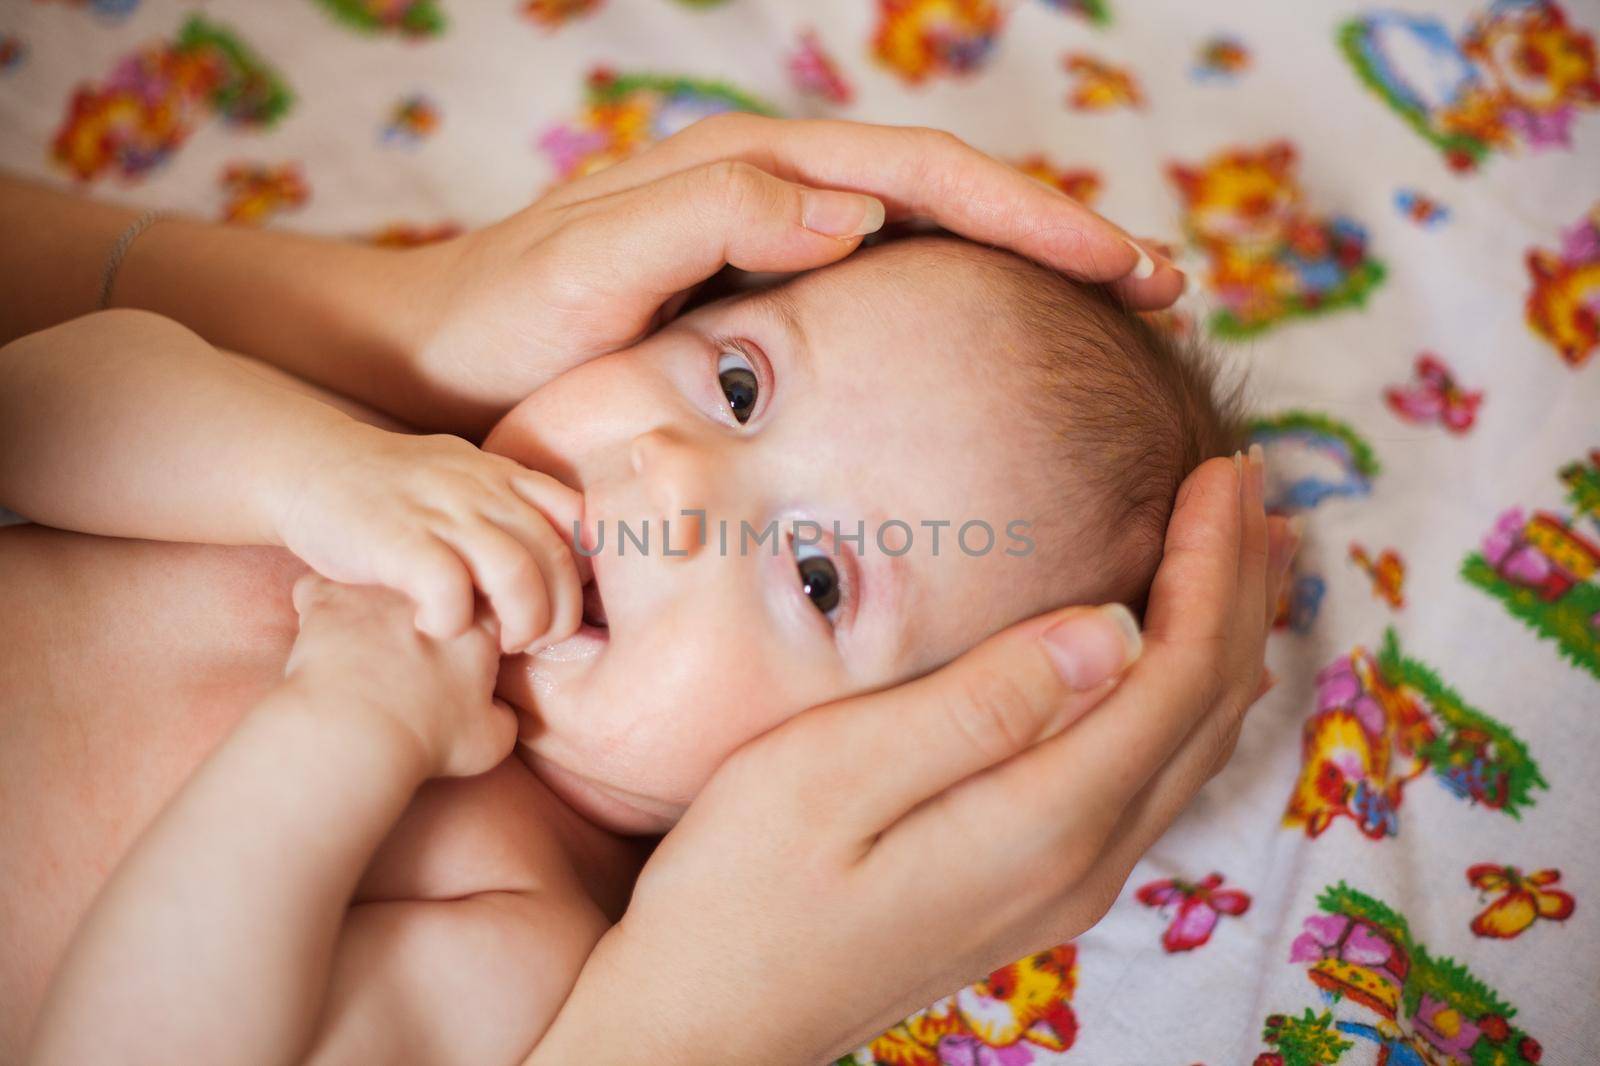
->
xmin=0 ymin=309 xmax=350 ymax=545
xmin=0 ymin=309 xmax=584 ymax=651
xmin=27 ymin=578 xmax=596 ymax=1066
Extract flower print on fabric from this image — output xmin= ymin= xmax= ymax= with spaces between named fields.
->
xmin=1284 ymin=630 xmax=1545 ymax=841
xmin=1383 ymin=353 xmax=1482 ymax=434
xmin=1012 ymin=155 xmax=1102 ymax=205
xmin=1193 ymin=36 xmax=1250 ymax=82
xmin=871 ymin=0 xmax=1004 ymax=84
xmin=1041 ymin=0 xmax=1110 ymax=27
xmin=1258 ymin=883 xmax=1546 ymax=1065
xmin=789 ymin=30 xmax=854 ymax=106
xmin=1275 ymin=570 xmax=1327 ymax=635
xmin=539 ymin=67 xmax=777 ymax=182
xmin=1463 ymin=450 xmax=1600 ymax=681
xmin=1062 ymin=53 xmax=1143 ymax=110
xmin=1393 ymin=189 xmax=1449 ymax=228
xmin=313 ymin=0 xmax=445 ymax=38
xmin=1525 ymin=203 xmax=1600 ymax=368
xmin=51 ymin=15 xmax=291 ymax=183
xmin=1467 ymin=864 xmax=1575 ymax=939
xmin=521 ymin=0 xmax=603 ymax=29
xmin=382 ymin=94 xmax=440 ymax=145
xmin=1135 ymin=873 xmax=1251 ymax=952
xmin=838 ymin=945 xmax=1079 ymax=1065
xmin=1348 ymin=544 xmax=1405 ymax=609
xmin=363 ymin=221 xmax=462 ymax=247
xmin=218 ymin=162 xmax=309 ymax=226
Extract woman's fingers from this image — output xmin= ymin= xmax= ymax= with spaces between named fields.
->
xmin=897 ymin=457 xmax=1245 ymax=849
xmin=543 ymin=114 xmax=1183 ymax=308
xmin=757 ymin=604 xmax=1142 ymax=843
xmin=868 ymin=456 xmax=1254 ymax=919
xmin=1231 ymin=445 xmax=1271 ymax=683
xmin=546 ymin=160 xmax=884 ymax=308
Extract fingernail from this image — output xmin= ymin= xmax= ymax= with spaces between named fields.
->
xmin=802 ymin=192 xmax=885 ymax=238
xmin=1247 ymin=441 xmax=1266 ymax=498
xmin=1042 ymin=603 xmax=1143 ymax=691
xmin=1125 ymin=238 xmax=1156 ymax=279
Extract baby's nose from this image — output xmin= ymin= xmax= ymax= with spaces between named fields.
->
xmin=630 ymin=429 xmax=714 ymax=556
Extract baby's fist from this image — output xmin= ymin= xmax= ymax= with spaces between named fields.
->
xmin=273 ymin=425 xmax=587 ymax=655
xmin=284 ymin=575 xmax=518 ymax=779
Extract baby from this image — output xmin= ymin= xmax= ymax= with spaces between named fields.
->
xmin=5 ymin=235 xmax=1238 ymax=1061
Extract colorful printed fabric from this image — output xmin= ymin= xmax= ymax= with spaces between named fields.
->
xmin=2 ymin=1 xmax=1596 ymax=1061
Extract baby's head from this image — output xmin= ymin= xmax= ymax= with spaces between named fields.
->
xmin=486 ymin=236 xmax=1240 ymax=833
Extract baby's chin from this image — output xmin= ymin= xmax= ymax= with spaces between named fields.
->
xmin=513 ymin=743 xmax=682 ymax=836
xmin=495 ymin=659 xmax=680 ymax=835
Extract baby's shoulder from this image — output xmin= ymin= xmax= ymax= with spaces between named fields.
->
xmin=320 ymin=759 xmax=615 ymax=1062
xmin=359 ymin=757 xmax=606 ymax=905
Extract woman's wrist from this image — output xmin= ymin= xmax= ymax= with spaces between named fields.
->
xmin=114 ymin=214 xmax=443 ymax=426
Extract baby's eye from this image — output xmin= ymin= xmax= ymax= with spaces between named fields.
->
xmin=718 ymin=349 xmax=759 ymax=425
xmin=795 ymin=541 xmax=841 ymax=617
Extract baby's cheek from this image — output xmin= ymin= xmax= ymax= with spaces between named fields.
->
xmin=601 ymin=655 xmax=813 ymax=804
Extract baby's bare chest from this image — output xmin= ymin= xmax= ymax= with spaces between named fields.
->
xmin=0 ymin=531 xmax=576 ymax=1050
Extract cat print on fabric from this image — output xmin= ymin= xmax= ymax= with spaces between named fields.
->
xmin=1168 ymin=142 xmax=1385 ymax=338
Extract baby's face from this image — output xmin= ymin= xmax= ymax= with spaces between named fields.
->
xmin=486 ymin=246 xmax=1079 ymax=833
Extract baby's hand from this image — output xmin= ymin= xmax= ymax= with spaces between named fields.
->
xmin=273 ymin=425 xmax=585 ymax=653
xmin=284 ymin=575 xmax=516 ymax=778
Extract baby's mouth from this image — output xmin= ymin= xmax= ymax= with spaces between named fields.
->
xmin=581 ymin=572 xmax=608 ymax=630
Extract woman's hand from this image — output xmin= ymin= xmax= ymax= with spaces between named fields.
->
xmin=2 ymin=119 xmax=1183 ymax=436
xmin=530 ymin=450 xmax=1294 ymax=1066
xmin=401 ymin=114 xmax=1188 ymax=434
xmin=272 ymin=422 xmax=587 ymax=652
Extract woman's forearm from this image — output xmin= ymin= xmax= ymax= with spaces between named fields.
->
xmin=27 ymin=685 xmax=428 ymax=1066
xmin=0 ymin=173 xmax=440 ymax=428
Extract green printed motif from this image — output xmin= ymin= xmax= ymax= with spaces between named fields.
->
xmin=1258 ymin=1009 xmax=1353 ymax=1066
xmin=1246 ymin=410 xmax=1380 ymax=511
xmin=1375 ymin=630 xmax=1547 ymax=818
xmin=314 ymin=0 xmax=446 ymax=38
xmin=1259 ymin=884 xmax=1544 ymax=1066
xmin=179 ymin=16 xmax=293 ymax=125
xmin=1463 ymin=450 xmax=1600 ymax=682
xmin=1211 ymin=259 xmax=1386 ymax=341
xmin=584 ymin=71 xmax=778 ymax=117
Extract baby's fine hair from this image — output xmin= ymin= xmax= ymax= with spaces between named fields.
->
xmin=917 ymin=236 xmax=1245 ymax=613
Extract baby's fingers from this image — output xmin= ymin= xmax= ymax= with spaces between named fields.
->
xmin=437 ymin=522 xmax=552 ymax=653
xmin=511 ymin=474 xmax=590 ymax=570
xmin=374 ymin=534 xmax=476 ymax=639
xmin=495 ymin=507 xmax=584 ymax=650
